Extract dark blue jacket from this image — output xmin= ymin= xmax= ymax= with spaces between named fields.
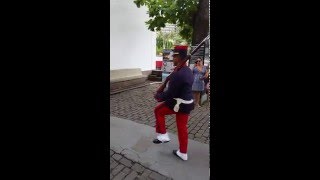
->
xmin=155 ymin=66 xmax=195 ymax=114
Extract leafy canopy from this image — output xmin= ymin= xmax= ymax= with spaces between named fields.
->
xmin=156 ymin=26 xmax=188 ymax=55
xmin=134 ymin=0 xmax=199 ymax=43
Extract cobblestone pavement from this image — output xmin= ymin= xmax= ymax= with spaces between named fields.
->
xmin=110 ymin=149 xmax=172 ymax=180
xmin=110 ymin=82 xmax=210 ymax=144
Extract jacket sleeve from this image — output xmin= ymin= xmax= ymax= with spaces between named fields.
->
xmin=155 ymin=73 xmax=181 ymax=101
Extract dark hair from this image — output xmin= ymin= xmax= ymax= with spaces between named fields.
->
xmin=195 ymin=57 xmax=202 ymax=63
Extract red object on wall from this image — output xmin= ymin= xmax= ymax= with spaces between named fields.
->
xmin=156 ymin=61 xmax=163 ymax=70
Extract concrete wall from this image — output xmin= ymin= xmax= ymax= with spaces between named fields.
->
xmin=110 ymin=0 xmax=157 ymax=71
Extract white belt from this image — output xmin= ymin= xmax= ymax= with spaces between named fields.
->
xmin=173 ymin=98 xmax=194 ymax=112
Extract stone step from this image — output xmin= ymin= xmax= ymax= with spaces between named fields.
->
xmin=148 ymin=76 xmax=162 ymax=82
xmin=110 ymin=77 xmax=147 ymax=92
xmin=150 ymin=70 xmax=162 ymax=76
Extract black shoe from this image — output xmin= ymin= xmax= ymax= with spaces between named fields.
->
xmin=153 ymin=139 xmax=169 ymax=144
xmin=172 ymin=150 xmax=188 ymax=161
xmin=172 ymin=150 xmax=181 ymax=160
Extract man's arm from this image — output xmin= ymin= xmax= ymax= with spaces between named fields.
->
xmin=154 ymin=73 xmax=181 ymax=102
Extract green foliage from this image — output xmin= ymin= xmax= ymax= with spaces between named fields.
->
xmin=156 ymin=27 xmax=188 ymax=55
xmin=134 ymin=0 xmax=199 ymax=43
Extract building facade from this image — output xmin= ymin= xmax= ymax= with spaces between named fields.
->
xmin=110 ymin=0 xmax=157 ymax=71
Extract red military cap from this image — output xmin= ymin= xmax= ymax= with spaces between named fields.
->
xmin=173 ymin=45 xmax=188 ymax=56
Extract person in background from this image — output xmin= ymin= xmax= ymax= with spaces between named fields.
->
xmin=192 ymin=58 xmax=208 ymax=107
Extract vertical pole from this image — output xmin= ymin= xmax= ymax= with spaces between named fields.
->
xmin=208 ymin=0 xmax=211 ymax=106
xmin=208 ymin=0 xmax=211 ymax=178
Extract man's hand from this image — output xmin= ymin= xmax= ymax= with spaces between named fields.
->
xmin=154 ymin=93 xmax=163 ymax=102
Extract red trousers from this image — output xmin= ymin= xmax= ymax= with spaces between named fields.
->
xmin=154 ymin=102 xmax=189 ymax=153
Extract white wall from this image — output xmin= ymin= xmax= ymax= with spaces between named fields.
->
xmin=110 ymin=0 xmax=157 ymax=71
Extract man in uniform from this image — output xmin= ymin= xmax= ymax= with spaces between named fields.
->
xmin=153 ymin=45 xmax=194 ymax=161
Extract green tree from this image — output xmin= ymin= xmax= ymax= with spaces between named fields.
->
xmin=156 ymin=26 xmax=188 ymax=55
xmin=134 ymin=0 xmax=209 ymax=45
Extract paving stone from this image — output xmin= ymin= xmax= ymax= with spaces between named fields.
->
xmin=200 ymin=126 xmax=207 ymax=131
xmin=141 ymin=168 xmax=152 ymax=177
xmin=134 ymin=175 xmax=148 ymax=180
xmin=132 ymin=163 xmax=145 ymax=173
xmin=112 ymin=164 xmax=125 ymax=175
xmin=120 ymin=157 xmax=133 ymax=167
xmin=123 ymin=167 xmax=131 ymax=174
xmin=110 ymin=160 xmax=119 ymax=169
xmin=188 ymin=134 xmax=195 ymax=139
xmin=197 ymin=129 xmax=205 ymax=134
xmin=190 ymin=130 xmax=197 ymax=134
xmin=124 ymin=171 xmax=138 ymax=180
xmin=194 ymin=126 xmax=201 ymax=131
xmin=113 ymin=171 xmax=127 ymax=180
xmin=194 ymin=137 xmax=203 ymax=142
xmin=112 ymin=154 xmax=123 ymax=161
xmin=168 ymin=123 xmax=176 ymax=129
xmin=203 ymin=132 xmax=209 ymax=137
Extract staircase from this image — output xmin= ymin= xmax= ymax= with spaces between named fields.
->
xmin=148 ymin=70 xmax=162 ymax=81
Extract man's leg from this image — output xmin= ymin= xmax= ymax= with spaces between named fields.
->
xmin=154 ymin=103 xmax=175 ymax=143
xmin=175 ymin=112 xmax=189 ymax=153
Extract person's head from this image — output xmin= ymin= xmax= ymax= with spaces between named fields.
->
xmin=195 ymin=58 xmax=203 ymax=66
xmin=173 ymin=45 xmax=188 ymax=66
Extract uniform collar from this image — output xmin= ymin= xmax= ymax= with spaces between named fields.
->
xmin=174 ymin=62 xmax=187 ymax=70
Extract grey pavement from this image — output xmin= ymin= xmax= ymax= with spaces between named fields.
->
xmin=110 ymin=116 xmax=210 ymax=180
xmin=110 ymin=83 xmax=210 ymax=144
xmin=110 ymin=149 xmax=171 ymax=180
